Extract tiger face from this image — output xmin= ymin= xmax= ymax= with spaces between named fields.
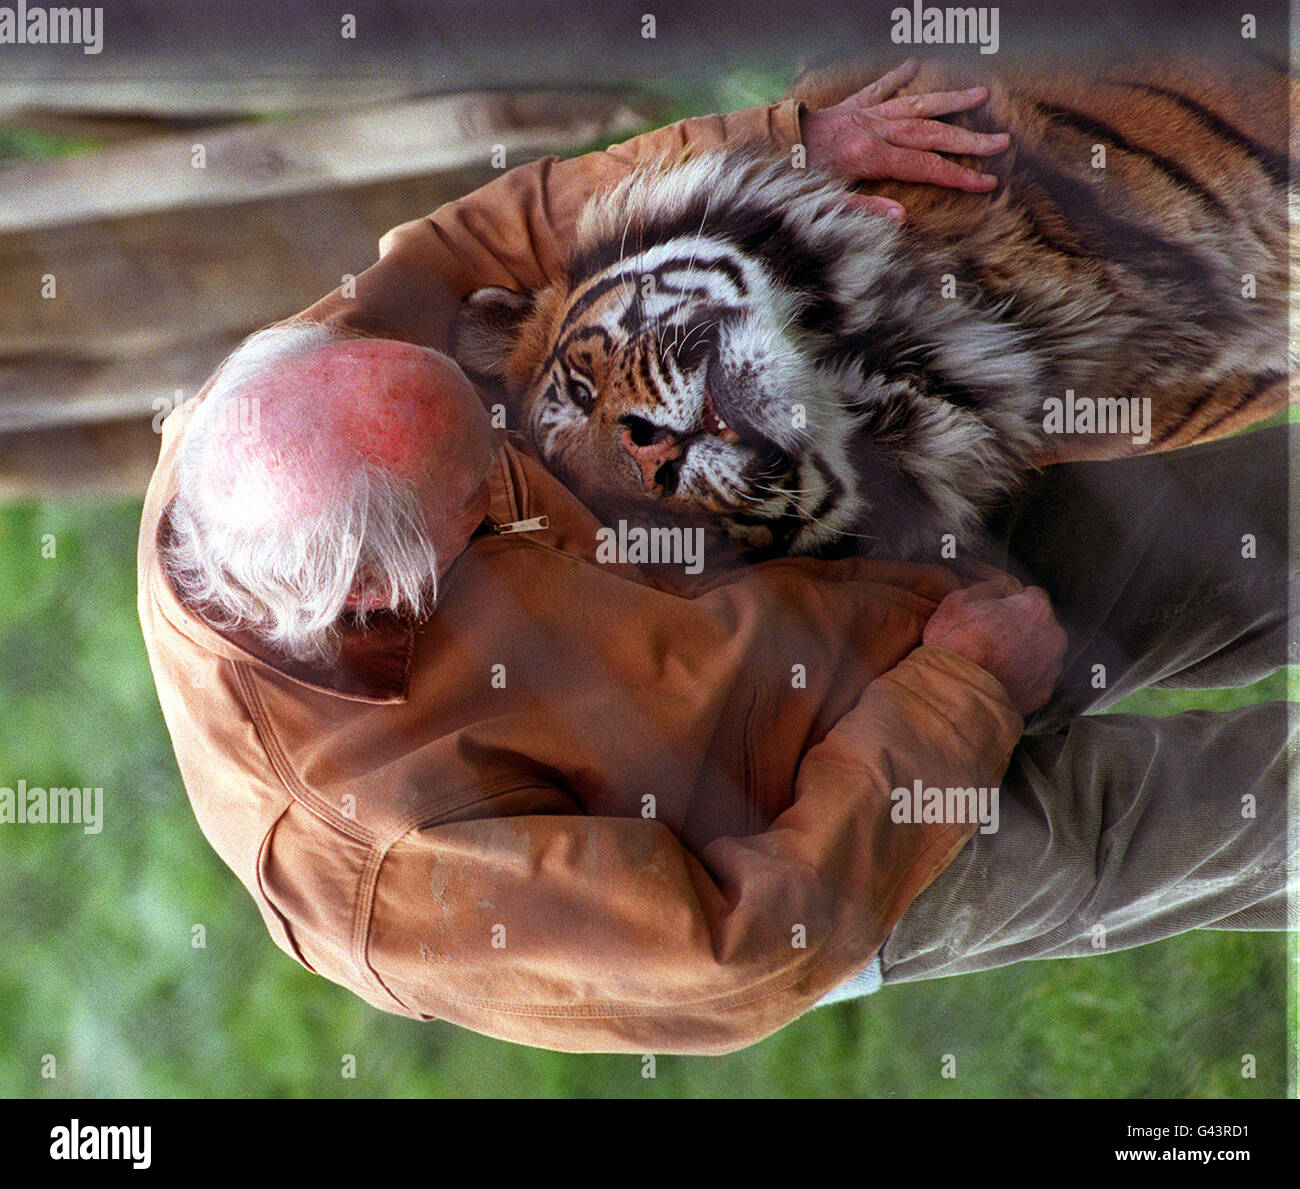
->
xmin=453 ymin=150 xmax=1012 ymax=558
xmin=459 ymin=219 xmax=875 ymax=554
xmin=454 ymin=61 xmax=1292 ymax=562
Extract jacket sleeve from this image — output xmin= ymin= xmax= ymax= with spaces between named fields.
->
xmin=365 ymin=645 xmax=1022 ymax=1055
xmin=297 ymin=99 xmax=805 ymax=350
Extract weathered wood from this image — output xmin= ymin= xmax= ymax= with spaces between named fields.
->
xmin=0 ymin=108 xmax=222 ymax=146
xmin=0 ymin=78 xmax=423 ymax=122
xmin=0 ymin=164 xmax=523 ymax=360
xmin=0 ymin=89 xmax=652 ymax=232
xmin=0 ymin=337 xmax=238 ymax=433
xmin=1 ymin=0 xmax=1273 ymax=112
xmin=0 ymin=417 xmax=163 ymax=500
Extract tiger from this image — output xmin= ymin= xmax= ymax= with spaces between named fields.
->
xmin=451 ymin=55 xmax=1295 ymax=562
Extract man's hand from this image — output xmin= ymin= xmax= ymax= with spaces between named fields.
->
xmin=922 ymin=567 xmax=1068 ymax=716
xmin=802 ymin=58 xmax=1010 ymax=222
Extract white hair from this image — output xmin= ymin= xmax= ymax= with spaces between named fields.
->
xmin=163 ymin=321 xmax=440 ymax=664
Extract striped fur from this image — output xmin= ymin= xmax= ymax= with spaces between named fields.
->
xmin=453 ymin=57 xmax=1295 ymax=561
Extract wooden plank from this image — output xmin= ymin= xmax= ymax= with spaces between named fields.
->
xmin=0 ymin=78 xmax=422 ymax=122
xmin=0 ymin=89 xmax=652 ymax=232
xmin=2 ymin=0 xmax=1263 ymax=113
xmin=0 ymin=108 xmax=223 ymax=147
xmin=0 ymin=337 xmax=238 ymax=434
xmin=0 ymin=164 xmax=515 ymax=359
xmin=0 ymin=417 xmax=163 ymax=500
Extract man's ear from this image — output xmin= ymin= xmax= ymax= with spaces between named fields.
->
xmin=344 ymin=580 xmax=394 ymax=614
xmin=344 ymin=560 xmax=400 ymax=615
xmin=450 ymin=287 xmax=536 ymax=381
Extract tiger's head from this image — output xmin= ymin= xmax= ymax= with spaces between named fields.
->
xmin=453 ymin=147 xmax=1040 ymax=559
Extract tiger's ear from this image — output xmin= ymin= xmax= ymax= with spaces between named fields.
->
xmin=451 ymin=287 xmax=536 ymax=381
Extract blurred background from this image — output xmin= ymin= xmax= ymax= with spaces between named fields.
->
xmin=0 ymin=0 xmax=1294 ymax=1097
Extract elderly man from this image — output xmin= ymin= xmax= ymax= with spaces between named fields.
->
xmin=137 ymin=65 xmax=1292 ymax=1054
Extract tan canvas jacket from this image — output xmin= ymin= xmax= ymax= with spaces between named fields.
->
xmin=138 ymin=98 xmax=1023 ymax=1055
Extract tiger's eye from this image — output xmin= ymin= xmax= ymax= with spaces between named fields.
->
xmin=567 ymin=371 xmax=596 ymax=414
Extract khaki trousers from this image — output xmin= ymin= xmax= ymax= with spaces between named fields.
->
xmin=878 ymin=425 xmax=1295 ymax=983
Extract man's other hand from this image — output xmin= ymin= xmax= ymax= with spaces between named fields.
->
xmin=802 ymin=58 xmax=1010 ymax=222
xmin=922 ymin=569 xmax=1068 ymax=716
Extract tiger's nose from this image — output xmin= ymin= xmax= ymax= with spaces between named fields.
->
xmin=618 ymin=418 xmax=685 ymax=496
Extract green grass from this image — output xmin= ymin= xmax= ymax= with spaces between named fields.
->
xmin=0 ymin=499 xmax=1290 ymax=1098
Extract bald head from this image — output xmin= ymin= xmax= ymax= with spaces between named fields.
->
xmin=205 ymin=334 xmax=492 ymax=518
xmin=166 ymin=322 xmax=499 ymax=662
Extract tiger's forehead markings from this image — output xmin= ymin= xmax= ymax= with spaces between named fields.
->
xmin=564 ymin=326 xmax=614 ymax=368
xmin=548 ymin=271 xmax=642 ymax=367
xmin=544 ymin=268 xmax=694 ymax=375
xmin=546 ymin=321 xmax=616 ymax=378
xmin=612 ymin=276 xmax=733 ymax=338
xmin=553 ymin=242 xmax=753 ymax=348
xmin=570 ymin=226 xmax=751 ymax=294
xmin=633 ymin=251 xmax=751 ymax=297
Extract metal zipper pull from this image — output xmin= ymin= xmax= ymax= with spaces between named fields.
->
xmin=492 ymin=516 xmax=550 ymax=535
